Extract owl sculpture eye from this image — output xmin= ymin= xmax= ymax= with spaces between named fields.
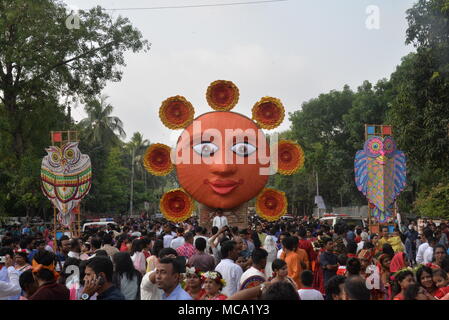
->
xmin=364 ymin=137 xmax=383 ymax=157
xmin=383 ymin=137 xmax=396 ymax=156
xmin=65 ymin=149 xmax=75 ymax=159
xmin=51 ymin=153 xmax=60 ymax=163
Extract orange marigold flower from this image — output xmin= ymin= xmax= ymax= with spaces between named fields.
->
xmin=274 ymin=140 xmax=304 ymax=175
xmin=160 ymin=188 xmax=194 ymax=222
xmin=255 ymin=188 xmax=287 ymax=222
xmin=252 ymin=97 xmax=285 ymax=129
xmin=159 ymin=96 xmax=194 ymax=129
xmin=143 ymin=144 xmax=173 ymax=176
xmin=206 ymin=80 xmax=239 ymax=111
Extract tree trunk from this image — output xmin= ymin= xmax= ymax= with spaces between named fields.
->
xmin=3 ymin=72 xmax=24 ymax=158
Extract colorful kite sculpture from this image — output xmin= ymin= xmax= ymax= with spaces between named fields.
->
xmin=41 ymin=142 xmax=92 ymax=226
xmin=354 ymin=136 xmax=406 ymax=222
xmin=144 ymin=80 xmax=304 ymax=222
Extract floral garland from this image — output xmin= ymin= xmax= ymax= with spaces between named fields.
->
xmin=390 ymin=267 xmax=414 ymax=281
xmin=201 ymin=271 xmax=226 ymax=287
xmin=185 ymin=266 xmax=202 ymax=277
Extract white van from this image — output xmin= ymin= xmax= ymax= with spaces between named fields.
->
xmin=82 ymin=220 xmax=117 ymax=232
xmin=319 ymin=214 xmax=366 ymax=229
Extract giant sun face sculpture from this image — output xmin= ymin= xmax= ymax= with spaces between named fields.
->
xmin=144 ymin=80 xmax=305 ymax=223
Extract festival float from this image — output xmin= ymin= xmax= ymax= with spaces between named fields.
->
xmin=41 ymin=131 xmax=92 ymax=240
xmin=144 ymin=80 xmax=304 ymax=227
xmin=354 ymin=125 xmax=406 ymax=233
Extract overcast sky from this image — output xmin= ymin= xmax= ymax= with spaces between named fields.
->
xmin=67 ymin=0 xmax=416 ymax=147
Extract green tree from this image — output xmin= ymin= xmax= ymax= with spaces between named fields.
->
xmin=0 ymin=0 xmax=149 ymax=216
xmin=388 ymin=0 xmax=449 ymax=215
xmin=79 ymin=95 xmax=126 ymax=148
xmin=390 ymin=0 xmax=449 ymax=172
xmin=415 ymin=182 xmax=449 ymax=218
xmin=97 ymin=147 xmax=130 ymax=214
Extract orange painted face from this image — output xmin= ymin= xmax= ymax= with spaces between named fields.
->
xmin=175 ymin=112 xmax=270 ymax=209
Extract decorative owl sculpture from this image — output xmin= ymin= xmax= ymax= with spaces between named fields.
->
xmin=354 ymin=136 xmax=406 ymax=222
xmin=41 ymin=142 xmax=92 ymax=223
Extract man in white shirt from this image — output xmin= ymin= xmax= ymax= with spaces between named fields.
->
xmin=170 ymin=227 xmax=185 ymax=250
xmin=239 ymin=248 xmax=267 ymax=290
xmin=212 ymin=210 xmax=228 ymax=230
xmin=357 ymin=233 xmax=369 ymax=254
xmin=416 ymin=229 xmax=433 ymax=264
xmin=162 ymin=224 xmax=177 ymax=248
xmin=140 ymin=248 xmax=177 ymax=300
xmin=130 ymin=225 xmax=142 ymax=237
xmin=0 ymin=254 xmax=21 ymax=300
xmin=297 ymin=270 xmax=324 ymax=300
xmin=215 ymin=240 xmax=243 ymax=297
xmin=423 ymin=237 xmax=437 ymax=264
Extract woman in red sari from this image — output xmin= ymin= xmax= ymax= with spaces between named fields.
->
xmin=313 ymin=247 xmax=326 ymax=294
xmin=377 ymin=253 xmax=392 ymax=300
xmin=390 ymin=251 xmax=407 ymax=273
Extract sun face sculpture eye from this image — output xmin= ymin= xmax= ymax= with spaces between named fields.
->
xmin=193 ymin=142 xmax=219 ymax=157
xmin=231 ymin=142 xmax=256 ymax=157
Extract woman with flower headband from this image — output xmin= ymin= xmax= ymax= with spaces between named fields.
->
xmin=201 ymin=271 xmax=227 ymax=300
xmin=184 ymin=267 xmax=206 ymax=300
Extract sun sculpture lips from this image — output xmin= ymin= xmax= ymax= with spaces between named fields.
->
xmin=144 ymin=80 xmax=305 ymax=223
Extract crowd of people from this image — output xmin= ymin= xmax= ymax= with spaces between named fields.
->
xmin=1 ymin=214 xmax=449 ymax=301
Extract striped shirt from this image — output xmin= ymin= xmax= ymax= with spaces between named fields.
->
xmin=176 ymin=242 xmax=197 ymax=259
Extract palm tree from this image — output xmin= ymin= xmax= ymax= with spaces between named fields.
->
xmin=79 ymin=95 xmax=126 ymax=148
xmin=127 ymin=132 xmax=150 ymax=217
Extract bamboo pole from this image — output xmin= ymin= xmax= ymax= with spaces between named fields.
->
xmin=53 ymin=207 xmax=57 ymax=250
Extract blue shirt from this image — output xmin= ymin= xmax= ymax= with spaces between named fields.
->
xmin=162 ymin=284 xmax=193 ymax=300
xmin=28 ymin=249 xmax=38 ymax=263
xmin=97 ymin=285 xmax=125 ymax=300
xmin=346 ymin=231 xmax=355 ymax=242
xmin=320 ymin=251 xmax=338 ymax=285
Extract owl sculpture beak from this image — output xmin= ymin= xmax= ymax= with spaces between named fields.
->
xmin=376 ymin=155 xmax=387 ymax=165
